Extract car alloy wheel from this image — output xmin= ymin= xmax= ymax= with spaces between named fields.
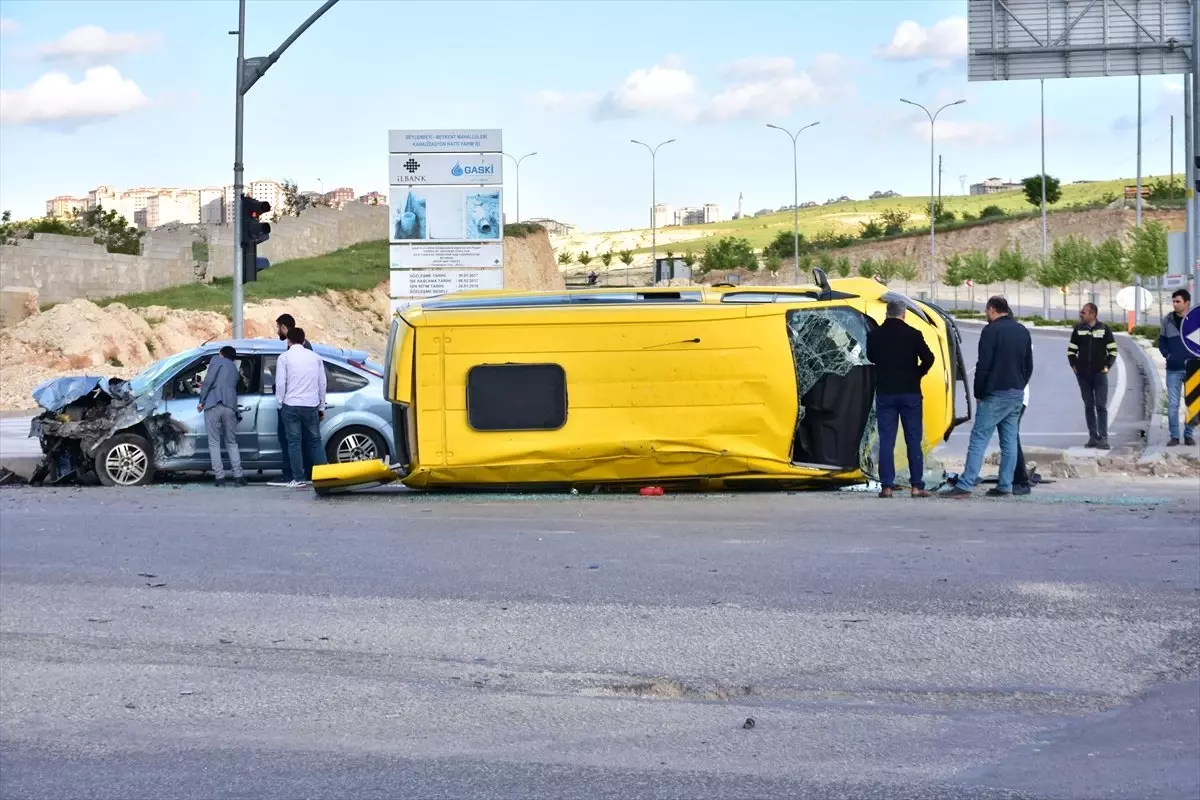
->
xmin=336 ymin=432 xmax=379 ymax=462
xmin=104 ymin=442 xmax=150 ymax=485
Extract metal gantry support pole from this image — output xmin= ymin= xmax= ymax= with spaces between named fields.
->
xmin=1136 ymin=74 xmax=1145 ymax=323
xmin=1041 ymin=78 xmax=1049 ymax=319
xmin=1192 ymin=0 xmax=1200 ymax=292
xmin=1186 ymin=72 xmax=1194 ymax=295
xmin=901 ymin=98 xmax=965 ymax=303
xmin=631 ymin=138 xmax=675 ymax=286
xmin=230 ymin=0 xmax=341 ymax=338
xmin=503 ymin=151 xmax=537 ymax=223
xmin=767 ymin=122 xmax=819 ymax=282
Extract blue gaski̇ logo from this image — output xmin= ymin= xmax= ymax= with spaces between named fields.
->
xmin=451 ymin=160 xmax=495 ymax=178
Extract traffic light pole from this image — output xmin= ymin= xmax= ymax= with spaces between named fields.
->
xmin=230 ymin=0 xmax=341 ymax=339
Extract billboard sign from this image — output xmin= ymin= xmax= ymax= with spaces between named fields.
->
xmin=388 ymin=129 xmax=502 ymax=153
xmin=390 ymin=268 xmax=504 ymax=298
xmin=388 ymin=152 xmax=503 ymax=186
xmin=390 ymin=243 xmax=504 ymax=270
xmin=387 ymin=128 xmax=505 ymax=313
xmin=968 ymin=0 xmax=1194 ymax=82
xmin=389 ymin=186 xmax=503 ymax=242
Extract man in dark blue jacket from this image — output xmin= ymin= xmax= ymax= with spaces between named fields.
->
xmin=944 ymin=296 xmax=1033 ymax=498
xmin=1158 ymin=289 xmax=1196 ymax=446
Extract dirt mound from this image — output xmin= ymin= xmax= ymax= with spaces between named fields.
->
xmin=0 ymin=286 xmax=393 ymax=411
xmin=504 ymin=229 xmax=565 ymax=291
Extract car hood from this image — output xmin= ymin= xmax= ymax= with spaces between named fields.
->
xmin=32 ymin=375 xmax=136 ymax=413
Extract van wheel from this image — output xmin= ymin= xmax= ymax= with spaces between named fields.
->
xmin=94 ymin=433 xmax=155 ymax=487
xmin=326 ymin=427 xmax=387 ymax=464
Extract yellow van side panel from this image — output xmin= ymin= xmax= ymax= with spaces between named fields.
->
xmin=406 ymin=309 xmax=800 ymax=486
xmin=390 ymin=318 xmax=416 ymax=405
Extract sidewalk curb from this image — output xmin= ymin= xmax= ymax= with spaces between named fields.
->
xmin=1124 ymin=334 xmax=1170 ymax=465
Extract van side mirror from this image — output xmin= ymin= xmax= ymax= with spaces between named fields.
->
xmin=812 ymin=267 xmax=833 ymax=299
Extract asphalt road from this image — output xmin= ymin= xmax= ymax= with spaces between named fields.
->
xmin=933 ymin=322 xmax=1145 ymax=464
xmin=1 ymin=480 xmax=1197 ymax=799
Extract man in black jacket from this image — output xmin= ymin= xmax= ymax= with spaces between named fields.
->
xmin=944 ymin=296 xmax=1033 ymax=498
xmin=1067 ymin=302 xmax=1117 ymax=449
xmin=866 ymin=299 xmax=935 ymax=498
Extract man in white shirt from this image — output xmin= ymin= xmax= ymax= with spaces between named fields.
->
xmin=275 ymin=327 xmax=327 ymax=488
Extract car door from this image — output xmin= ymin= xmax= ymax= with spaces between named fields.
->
xmin=160 ymin=353 xmax=261 ymax=467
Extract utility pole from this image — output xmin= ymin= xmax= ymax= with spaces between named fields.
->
xmin=1041 ymin=78 xmax=1049 ymax=319
xmin=767 ymin=121 xmax=820 ymax=281
xmin=1171 ymin=115 xmax=1175 ymax=184
xmin=230 ymin=0 xmax=341 ymax=338
xmin=958 ymin=174 xmax=967 ymax=195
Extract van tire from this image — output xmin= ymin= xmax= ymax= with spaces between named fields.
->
xmin=326 ymin=426 xmax=388 ymax=464
xmin=94 ymin=433 xmax=155 ymax=487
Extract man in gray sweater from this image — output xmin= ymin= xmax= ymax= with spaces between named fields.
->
xmin=197 ymin=346 xmax=246 ymax=486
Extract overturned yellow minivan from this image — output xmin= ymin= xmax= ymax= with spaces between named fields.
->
xmin=312 ymin=270 xmax=972 ymax=494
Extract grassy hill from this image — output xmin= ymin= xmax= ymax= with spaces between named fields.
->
xmin=599 ymin=175 xmax=1175 ymax=256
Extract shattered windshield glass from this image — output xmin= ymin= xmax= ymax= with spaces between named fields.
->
xmin=128 ymin=350 xmax=196 ymax=395
xmin=786 ymin=308 xmax=944 ymax=488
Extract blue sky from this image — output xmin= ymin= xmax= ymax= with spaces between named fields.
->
xmin=0 ymin=0 xmax=1187 ymax=231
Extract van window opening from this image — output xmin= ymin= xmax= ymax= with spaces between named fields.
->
xmin=466 ymin=363 xmax=568 ymax=431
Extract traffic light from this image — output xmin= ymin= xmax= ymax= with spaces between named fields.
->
xmin=240 ymin=196 xmax=271 ymax=283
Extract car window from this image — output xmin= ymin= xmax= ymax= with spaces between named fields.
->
xmin=326 ymin=362 xmax=369 ymax=393
xmin=169 ymin=354 xmax=258 ymax=398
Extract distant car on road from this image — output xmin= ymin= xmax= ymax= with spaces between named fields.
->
xmin=30 ymin=340 xmax=394 ymax=487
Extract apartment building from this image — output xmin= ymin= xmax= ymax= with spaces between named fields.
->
xmin=45 ymin=196 xmax=88 ymax=219
xmin=357 ymin=191 xmax=387 ymax=206
xmin=144 ymin=192 xmax=201 ymax=229
xmin=969 ymin=177 xmax=1023 ymax=195
xmin=322 ymin=187 xmax=356 ymax=208
xmin=224 ymin=180 xmax=283 ymax=219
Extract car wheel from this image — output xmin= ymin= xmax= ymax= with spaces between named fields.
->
xmin=326 ymin=426 xmax=387 ymax=464
xmin=94 ymin=433 xmax=155 ymax=487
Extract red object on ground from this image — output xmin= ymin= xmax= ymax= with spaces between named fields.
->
xmin=639 ymin=486 xmax=665 ymax=496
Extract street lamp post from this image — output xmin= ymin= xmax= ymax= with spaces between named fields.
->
xmin=900 ymin=97 xmax=965 ymax=303
xmin=767 ymin=121 xmax=820 ymax=282
xmin=502 ymin=151 xmax=537 ymax=223
xmin=631 ymin=138 xmax=675 ymax=286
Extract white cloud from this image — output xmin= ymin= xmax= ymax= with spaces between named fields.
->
xmin=707 ymin=74 xmax=822 ymax=122
xmin=0 ymin=66 xmax=150 ymax=129
xmin=912 ymin=119 xmax=1011 ymax=147
xmin=0 ymin=18 xmax=20 ymax=36
xmin=593 ymin=63 xmax=700 ymax=121
xmin=35 ymin=25 xmax=159 ymax=65
xmin=875 ymin=18 xmax=967 ymax=62
xmin=529 ymin=89 xmax=597 ymax=112
xmin=723 ymin=56 xmax=795 ymax=80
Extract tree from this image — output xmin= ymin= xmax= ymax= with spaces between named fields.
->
xmin=859 ymin=218 xmax=884 ymax=239
xmin=664 ymin=248 xmax=675 ymax=263
xmin=1021 ymin=174 xmax=1062 ymax=208
xmin=280 ymin=180 xmax=311 ymax=217
xmin=857 ymin=257 xmax=877 ymax=279
xmin=557 ymin=250 xmax=574 ymax=265
xmin=1148 ymin=177 xmax=1186 ymax=203
xmin=979 ymin=205 xmax=1006 ymax=219
xmin=961 ymin=249 xmax=993 ymax=307
xmin=1095 ymin=237 xmax=1129 ymax=320
xmin=834 ymin=255 xmax=852 ymax=278
xmin=943 ymin=254 xmax=966 ymax=309
xmin=1039 ymin=236 xmax=1091 ymax=318
xmin=700 ymin=236 xmax=758 ymax=273
xmin=815 ymin=250 xmax=836 ymax=278
xmin=765 ymin=229 xmax=808 ymax=259
xmin=577 ymin=250 xmax=593 ymax=267
xmin=618 ymin=249 xmax=634 ymax=267
xmin=1128 ymin=219 xmax=1168 ymax=282
xmin=993 ymin=243 xmax=1032 ymax=311
xmin=932 ymin=200 xmax=956 ymax=225
xmin=879 ymin=208 xmax=911 ymax=236
xmin=764 ymin=251 xmax=783 ymax=273
xmin=600 ymin=250 xmax=613 ymax=267
xmin=682 ymin=250 xmax=696 ymax=269
xmin=893 ymin=258 xmax=920 ymax=293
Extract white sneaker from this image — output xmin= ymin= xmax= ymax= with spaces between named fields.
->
xmin=292 ymin=480 xmax=309 ymax=489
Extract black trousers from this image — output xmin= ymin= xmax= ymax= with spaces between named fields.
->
xmin=1076 ymin=372 xmax=1109 ymax=440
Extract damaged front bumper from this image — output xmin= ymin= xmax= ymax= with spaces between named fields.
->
xmin=28 ymin=375 xmax=192 ymax=485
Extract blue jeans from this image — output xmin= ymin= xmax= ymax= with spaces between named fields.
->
xmin=957 ymin=391 xmax=1025 ymax=492
xmin=1165 ymin=370 xmax=1196 ymax=440
xmin=277 ymin=408 xmax=314 ymax=481
xmin=281 ymin=405 xmax=325 ymax=482
xmin=876 ymin=393 xmax=924 ymax=489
